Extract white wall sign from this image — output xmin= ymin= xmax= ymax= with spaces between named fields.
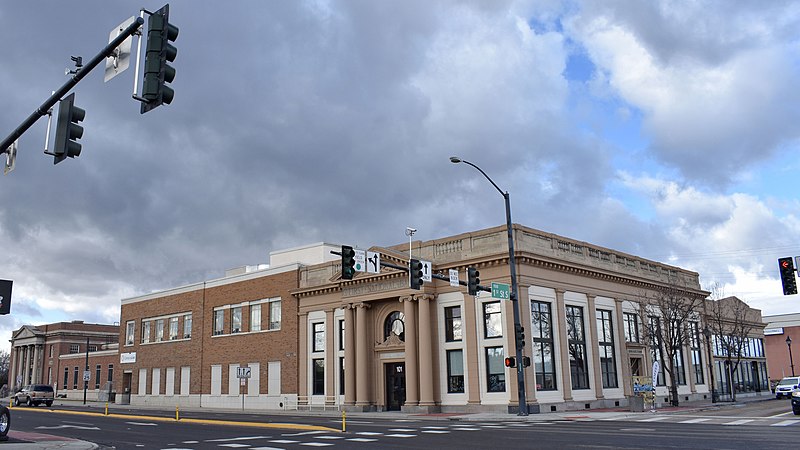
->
xmin=120 ymin=352 xmax=137 ymax=364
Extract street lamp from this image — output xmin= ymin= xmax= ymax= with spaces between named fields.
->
xmin=787 ymin=336 xmax=795 ymax=377
xmin=449 ymin=156 xmax=528 ymax=416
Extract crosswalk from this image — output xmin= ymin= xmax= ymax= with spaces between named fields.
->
xmin=170 ymin=416 xmax=800 ymax=449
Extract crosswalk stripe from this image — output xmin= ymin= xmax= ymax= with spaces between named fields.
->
xmin=770 ymin=420 xmax=800 ymax=427
xmin=638 ymin=416 xmax=669 ymax=422
xmin=679 ymin=418 xmax=711 ymax=424
xmin=723 ymin=419 xmax=753 ymax=425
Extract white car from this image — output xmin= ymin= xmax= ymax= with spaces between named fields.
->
xmin=775 ymin=376 xmax=800 ymax=399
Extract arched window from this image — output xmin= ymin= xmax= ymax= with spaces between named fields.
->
xmin=384 ymin=311 xmax=405 ymax=342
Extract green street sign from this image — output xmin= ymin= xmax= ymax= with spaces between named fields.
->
xmin=491 ymin=282 xmax=510 ymax=300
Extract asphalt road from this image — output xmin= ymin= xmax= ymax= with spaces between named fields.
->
xmin=5 ymin=400 xmax=797 ymax=449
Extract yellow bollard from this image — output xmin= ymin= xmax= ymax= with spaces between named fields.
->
xmin=104 ymin=402 xmax=108 ymax=416
xmin=342 ymin=410 xmax=346 ymax=432
xmin=176 ymin=405 xmax=180 ymax=421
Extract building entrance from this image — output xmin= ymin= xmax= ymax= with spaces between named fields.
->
xmin=385 ymin=362 xmax=406 ymax=411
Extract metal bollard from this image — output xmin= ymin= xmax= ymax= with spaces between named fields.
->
xmin=176 ymin=405 xmax=180 ymax=421
xmin=342 ymin=410 xmax=346 ymax=432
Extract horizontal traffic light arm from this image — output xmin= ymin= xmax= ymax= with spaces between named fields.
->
xmin=0 ymin=18 xmax=144 ymax=157
xmin=329 ymin=250 xmax=491 ymax=291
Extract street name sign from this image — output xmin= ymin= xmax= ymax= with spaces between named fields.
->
xmin=491 ymin=282 xmax=510 ymax=300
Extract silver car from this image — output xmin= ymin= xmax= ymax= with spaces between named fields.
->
xmin=13 ymin=384 xmax=54 ymax=407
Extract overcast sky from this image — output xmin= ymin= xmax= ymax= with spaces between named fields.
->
xmin=2 ymin=0 xmax=799 ymax=353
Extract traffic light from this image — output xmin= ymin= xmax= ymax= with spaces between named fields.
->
xmin=467 ymin=267 xmax=480 ymax=296
xmin=141 ymin=4 xmax=179 ymax=114
xmin=0 ymin=279 xmax=11 ymax=315
xmin=779 ymin=257 xmax=797 ymax=295
xmin=515 ymin=324 xmax=526 ymax=348
xmin=341 ymin=245 xmax=356 ymax=280
xmin=409 ymin=259 xmax=423 ymax=290
xmin=53 ymin=93 xmax=85 ymax=164
xmin=521 ymin=356 xmax=531 ymax=368
xmin=504 ymin=356 xmax=516 ymax=368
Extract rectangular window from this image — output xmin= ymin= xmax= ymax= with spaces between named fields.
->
xmin=483 ymin=302 xmax=503 ymax=339
xmin=169 ymin=317 xmax=179 ymax=340
xmin=142 ymin=321 xmax=151 ymax=343
xmin=445 ymin=306 xmax=463 ymax=342
xmin=649 ymin=316 xmax=666 ymax=386
xmin=673 ymin=347 xmax=687 ymax=385
xmin=689 ymin=321 xmax=704 ymax=385
xmin=338 ymin=319 xmax=345 ymax=351
xmin=73 ymin=366 xmax=79 ymax=389
xmin=88 ymin=344 xmax=97 ymax=352
xmin=270 ymin=300 xmax=282 ymax=330
xmin=567 ymin=305 xmax=590 ymax=390
xmin=312 ymin=359 xmax=325 ymax=395
xmin=339 ymin=356 xmax=345 ymax=395
xmin=531 ymin=301 xmax=556 ymax=391
xmin=155 ymin=319 xmax=165 ymax=342
xmin=107 ymin=364 xmax=114 ymax=382
xmin=69 ymin=344 xmax=80 ymax=354
xmin=95 ymin=365 xmax=101 ymax=389
xmin=446 ymin=349 xmax=465 ymax=393
xmin=231 ymin=307 xmax=242 ymax=333
xmin=596 ymin=309 xmax=618 ymax=388
xmin=125 ymin=321 xmax=135 ymax=346
xmin=250 ymin=304 xmax=261 ymax=332
xmin=623 ymin=312 xmax=640 ymax=343
xmin=183 ymin=314 xmax=192 ymax=339
xmin=313 ymin=322 xmax=325 ymax=353
xmin=63 ymin=368 xmax=69 ymax=390
xmin=213 ymin=309 xmax=224 ymax=335
xmin=485 ymin=346 xmax=506 ymax=392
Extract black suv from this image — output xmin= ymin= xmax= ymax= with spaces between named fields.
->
xmin=13 ymin=384 xmax=54 ymax=407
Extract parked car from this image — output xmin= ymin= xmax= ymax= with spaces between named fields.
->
xmin=774 ymin=376 xmax=800 ymax=399
xmin=13 ymin=384 xmax=54 ymax=407
xmin=0 ymin=405 xmax=9 ymax=439
xmin=792 ymin=390 xmax=800 ymax=415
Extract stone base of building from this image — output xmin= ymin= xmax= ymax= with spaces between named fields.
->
xmin=507 ymin=403 xmax=541 ymax=415
xmin=401 ymin=404 xmax=440 ymax=414
xmin=342 ymin=404 xmax=377 ymax=412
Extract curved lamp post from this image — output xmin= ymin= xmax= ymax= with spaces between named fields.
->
xmin=449 ymin=156 xmax=528 ymax=416
xmin=787 ymin=335 xmax=796 ymax=377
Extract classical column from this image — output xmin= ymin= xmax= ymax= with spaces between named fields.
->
xmin=298 ymin=313 xmax=308 ymax=404
xmin=8 ymin=346 xmax=17 ymax=390
xmin=614 ymin=299 xmax=633 ymax=396
xmin=402 ymin=296 xmax=419 ymax=407
xmin=344 ymin=305 xmax=356 ymax=406
xmin=355 ymin=303 xmax=370 ymax=407
xmin=464 ymin=291 xmax=481 ymax=405
xmin=417 ymin=294 xmax=435 ymax=406
xmin=23 ymin=346 xmax=30 ymax=386
xmin=587 ymin=295 xmax=603 ymax=399
xmin=325 ymin=309 xmax=335 ymax=405
xmin=33 ymin=345 xmax=42 ymax=384
xmin=686 ymin=342 xmax=696 ymax=394
xmin=555 ymin=289 xmax=572 ymax=401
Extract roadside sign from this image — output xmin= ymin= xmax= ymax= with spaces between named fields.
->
xmin=104 ymin=16 xmax=135 ymax=82
xmin=237 ymin=367 xmax=251 ymax=379
xmin=420 ymin=260 xmax=432 ymax=282
xmin=449 ymin=269 xmax=460 ymax=287
xmin=491 ymin=282 xmax=510 ymax=300
xmin=83 ymin=371 xmax=91 ymax=382
xmin=366 ymin=251 xmax=380 ymax=274
xmin=354 ymin=249 xmax=366 ymax=272
xmin=3 ymin=140 xmax=17 ymax=175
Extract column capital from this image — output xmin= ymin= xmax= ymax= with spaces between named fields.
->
xmin=353 ymin=302 xmax=371 ymax=310
xmin=399 ymin=296 xmax=416 ymax=303
xmin=413 ymin=293 xmax=435 ymax=302
xmin=554 ymin=288 xmax=566 ymax=295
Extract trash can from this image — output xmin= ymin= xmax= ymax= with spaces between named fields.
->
xmin=629 ymin=395 xmax=645 ymax=412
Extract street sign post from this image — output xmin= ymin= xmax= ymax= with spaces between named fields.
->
xmin=491 ymin=282 xmax=510 ymax=300
xmin=354 ymin=250 xmax=366 ymax=273
xmin=104 ymin=16 xmax=135 ymax=82
xmin=420 ymin=260 xmax=432 ymax=283
xmin=366 ymin=251 xmax=381 ymax=274
xmin=449 ymin=269 xmax=460 ymax=287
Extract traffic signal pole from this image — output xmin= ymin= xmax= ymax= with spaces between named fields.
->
xmin=0 ymin=17 xmax=144 ymax=156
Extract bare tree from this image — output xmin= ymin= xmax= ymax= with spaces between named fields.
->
xmin=639 ymin=280 xmax=706 ymax=406
xmin=0 ymin=349 xmax=8 ymax=388
xmin=705 ymin=292 xmax=758 ymax=402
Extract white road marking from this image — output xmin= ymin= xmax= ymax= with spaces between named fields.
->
xmin=299 ymin=443 xmax=334 ymax=447
xmin=125 ymin=422 xmax=158 ymax=426
xmin=385 ymin=434 xmax=416 ymax=438
xmin=770 ymin=420 xmax=800 ymax=427
xmin=218 ymin=444 xmax=250 ymax=448
xmin=282 ymin=431 xmax=326 ymax=437
xmin=679 ymin=418 xmax=711 ymax=424
xmin=36 ymin=424 xmax=100 ymax=431
xmin=269 ymin=440 xmax=299 ymax=444
xmin=206 ymin=436 xmax=272 ymax=442
xmin=355 ymin=431 xmax=383 ymax=436
xmin=315 ymin=436 xmax=345 ymax=440
xmin=723 ymin=419 xmax=754 ymax=425
xmin=388 ymin=428 xmax=415 ymax=432
xmin=346 ymin=438 xmax=378 ymax=442
xmin=421 ymin=430 xmax=450 ymax=434
xmin=638 ymin=416 xmax=669 ymax=422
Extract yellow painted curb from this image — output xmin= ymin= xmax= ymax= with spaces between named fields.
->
xmin=25 ymin=407 xmax=340 ymax=433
